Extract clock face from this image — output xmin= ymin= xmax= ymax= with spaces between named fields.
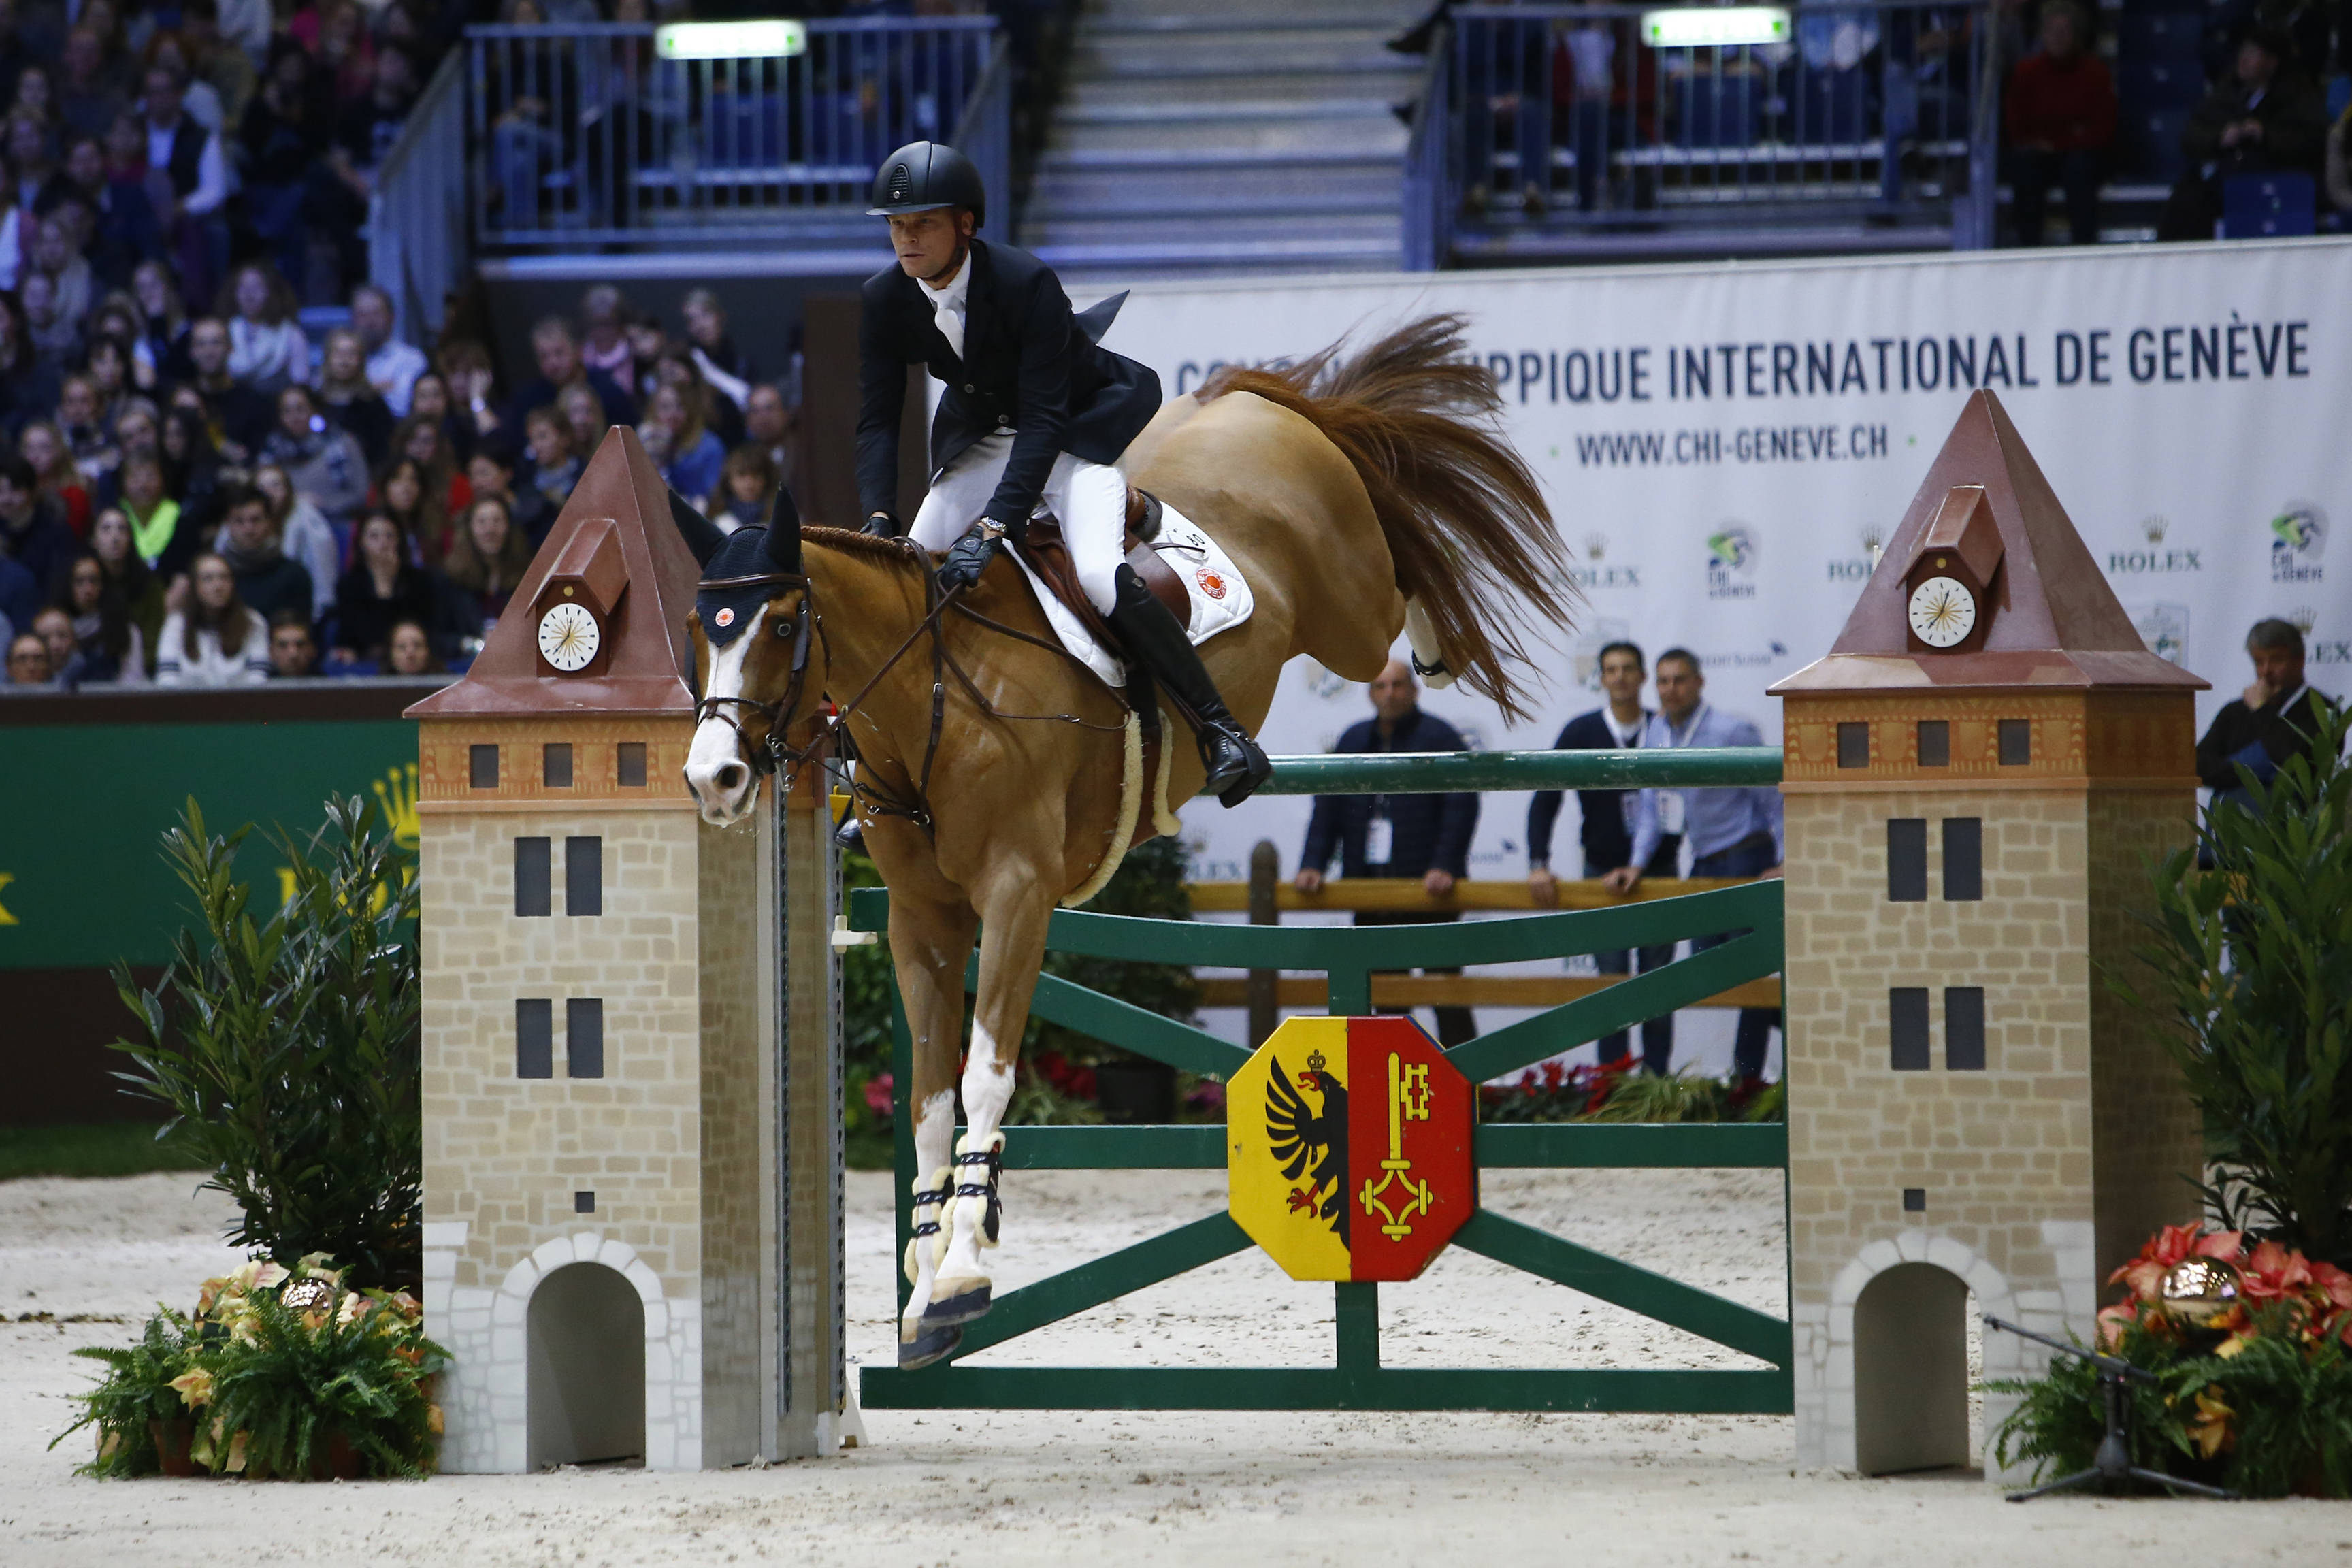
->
xmin=538 ymin=600 xmax=602 ymax=672
xmin=1908 ymin=575 xmax=1978 ymax=649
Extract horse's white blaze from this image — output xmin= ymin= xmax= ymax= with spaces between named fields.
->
xmin=900 ymin=1089 xmax=956 ymax=1337
xmin=1403 ymin=599 xmax=1454 ymax=688
xmin=683 ymin=613 xmax=765 ymax=824
xmin=936 ymin=1030 xmax=1015 ymax=1284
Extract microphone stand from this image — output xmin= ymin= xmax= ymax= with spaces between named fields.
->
xmin=1982 ymin=1315 xmax=2237 ymax=1502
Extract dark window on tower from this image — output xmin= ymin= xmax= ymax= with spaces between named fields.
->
xmin=1946 ymin=987 xmax=1987 ymax=1070
xmin=1890 ymin=987 xmax=1931 ymax=1071
xmin=517 ymin=998 xmax=553 ymax=1078
xmin=575 ymin=1191 xmax=596 ymax=1214
xmin=470 ymin=744 xmax=499 ymax=789
xmin=1886 ymin=819 xmax=1927 ymax=902
xmin=617 ymin=742 xmax=648 ymax=788
xmin=1998 ymin=719 xmax=2033 ymax=766
xmin=1916 ymin=720 xmax=1950 ymax=768
xmin=1942 ymin=818 xmax=1983 ymax=902
xmin=544 ymin=743 xmax=574 ymax=787
xmin=565 ymin=836 xmax=603 ymax=916
xmin=567 ymin=998 xmax=605 ymax=1078
xmin=1837 ymin=722 xmax=1871 ymax=768
xmin=514 ymin=838 xmax=551 ymax=917
xmin=1902 ymin=1188 xmax=1927 ymax=1213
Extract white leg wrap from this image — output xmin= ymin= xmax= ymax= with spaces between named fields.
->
xmin=900 ymin=1092 xmax=956 ymax=1339
xmin=1404 ymin=600 xmax=1455 ymax=688
xmin=936 ymin=1046 xmax=1015 ymax=1283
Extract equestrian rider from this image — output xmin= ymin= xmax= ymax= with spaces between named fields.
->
xmin=856 ymin=140 xmax=1272 ymax=805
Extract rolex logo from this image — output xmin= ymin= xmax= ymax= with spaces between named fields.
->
xmin=2289 ymin=604 xmax=2318 ymax=636
xmin=373 ymin=762 xmax=422 ymax=853
xmin=1582 ymin=533 xmax=1607 ymax=562
xmin=2142 ymin=515 xmax=2168 ymax=544
xmin=1859 ymin=525 xmax=1884 ymax=566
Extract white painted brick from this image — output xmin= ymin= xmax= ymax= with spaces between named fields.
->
xmin=422 ymin=1221 xmax=470 ymax=1249
xmin=532 ymin=1238 xmax=576 ymax=1274
xmin=642 ymin=1301 xmax=668 ymax=1339
xmin=1894 ymin=1229 xmax=1929 ymax=1263
xmin=1857 ymin=1239 xmax=1901 ymax=1273
xmin=500 ymin=1258 xmax=542 ymax=1298
xmin=595 ymin=1237 xmax=636 ymax=1270
xmin=623 ymin=1259 xmax=662 ymax=1301
xmin=424 ymin=1250 xmax=459 ymax=1282
xmin=492 ymin=1292 xmax=525 ymax=1326
xmin=568 ymin=1229 xmax=602 ymax=1262
xmin=1925 ymin=1235 xmax=1971 ymax=1275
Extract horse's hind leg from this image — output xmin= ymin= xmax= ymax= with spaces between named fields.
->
xmin=887 ymin=891 xmax=978 ymax=1369
xmin=924 ymin=878 xmax=1053 ymax=1332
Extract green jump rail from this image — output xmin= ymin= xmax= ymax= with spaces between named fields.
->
xmin=857 ymin=746 xmax=1793 ymax=1416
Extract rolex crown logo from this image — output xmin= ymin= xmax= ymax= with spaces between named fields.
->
xmin=1582 ymin=533 xmax=1607 ymax=562
xmin=2142 ymin=515 xmax=2169 ymax=544
xmin=2289 ymin=604 xmax=2318 ymax=635
xmin=374 ymin=763 xmax=422 ymax=853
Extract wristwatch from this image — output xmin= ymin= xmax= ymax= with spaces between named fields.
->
xmin=976 ymin=518 xmax=1008 ymax=540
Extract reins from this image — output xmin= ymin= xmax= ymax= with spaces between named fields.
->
xmin=694 ymin=544 xmax=1126 ymax=835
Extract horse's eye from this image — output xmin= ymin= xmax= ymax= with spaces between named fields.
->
xmin=777 ymin=618 xmax=792 ymax=638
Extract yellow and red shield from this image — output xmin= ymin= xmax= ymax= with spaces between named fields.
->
xmin=1226 ymin=1015 xmax=1475 ymax=1282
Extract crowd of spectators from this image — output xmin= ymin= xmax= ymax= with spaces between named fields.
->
xmin=0 ymin=270 xmax=801 ymax=691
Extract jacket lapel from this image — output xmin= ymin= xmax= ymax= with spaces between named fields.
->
xmin=958 ymin=241 xmax=992 ymax=374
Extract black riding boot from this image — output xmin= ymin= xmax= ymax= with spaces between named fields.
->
xmin=1107 ymin=564 xmax=1271 ymax=806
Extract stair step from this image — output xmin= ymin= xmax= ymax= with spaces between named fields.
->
xmin=1036 ymin=142 xmax=1403 ymax=172
xmin=1085 ymin=0 xmax=1416 ymax=22
xmin=1022 ymin=212 xmax=1399 ymax=248
xmin=1025 ymin=183 xmax=1402 ymax=221
xmin=1047 ymin=116 xmax=1407 ymax=157
xmin=1058 ymin=96 xmax=1403 ymax=125
xmin=1072 ymin=35 xmax=1404 ymax=76
xmin=1028 ymin=233 xmax=1402 ymax=270
xmin=1068 ymin=71 xmax=1422 ymax=110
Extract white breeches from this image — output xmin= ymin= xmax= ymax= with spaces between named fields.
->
xmin=909 ymin=434 xmax=1126 ymax=615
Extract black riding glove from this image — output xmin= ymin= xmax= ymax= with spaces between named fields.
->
xmin=935 ymin=520 xmax=1006 ymax=595
xmin=862 ymin=511 xmax=900 ymax=538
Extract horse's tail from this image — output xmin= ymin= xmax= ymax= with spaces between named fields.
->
xmin=1200 ymin=314 xmax=1573 ymax=721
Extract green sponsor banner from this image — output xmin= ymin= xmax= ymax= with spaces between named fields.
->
xmin=0 ymin=719 xmax=419 ymax=970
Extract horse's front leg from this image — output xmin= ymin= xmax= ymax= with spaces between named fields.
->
xmin=924 ymin=877 xmax=1054 ymax=1331
xmin=885 ymin=887 xmax=978 ymax=1368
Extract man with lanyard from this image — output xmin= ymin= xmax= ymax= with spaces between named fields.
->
xmin=2194 ymin=617 xmax=2337 ymax=858
xmin=1295 ymin=659 xmax=1480 ymax=1047
xmin=855 ymin=140 xmax=1271 ymax=804
xmin=1526 ymin=640 xmax=1680 ymax=1075
xmin=1620 ymin=648 xmax=1783 ymax=1081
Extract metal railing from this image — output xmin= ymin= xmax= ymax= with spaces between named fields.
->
xmin=1434 ymin=1 xmax=1997 ymax=261
xmin=370 ymin=48 xmax=469 ymax=343
xmin=466 ymin=16 xmax=999 ymax=250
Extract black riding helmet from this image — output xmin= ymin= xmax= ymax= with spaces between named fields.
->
xmin=866 ymin=141 xmax=986 ymax=230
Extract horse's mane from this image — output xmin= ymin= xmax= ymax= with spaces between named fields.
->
xmin=1201 ymin=314 xmax=1574 ymax=721
xmin=803 ymin=524 xmax=936 ymax=567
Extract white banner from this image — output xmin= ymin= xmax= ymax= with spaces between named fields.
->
xmin=1088 ymin=239 xmax=2352 ymax=883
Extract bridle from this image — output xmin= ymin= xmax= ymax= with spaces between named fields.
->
xmin=691 ymin=543 xmax=1129 ymax=834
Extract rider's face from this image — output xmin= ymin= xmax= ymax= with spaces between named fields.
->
xmin=888 ymin=208 xmax=972 ymax=284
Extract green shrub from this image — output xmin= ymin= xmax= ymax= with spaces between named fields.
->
xmin=109 ymin=796 xmax=421 ymax=1290
xmin=51 ymin=1309 xmax=197 ymax=1476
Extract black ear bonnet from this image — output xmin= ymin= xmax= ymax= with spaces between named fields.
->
xmin=696 ymin=527 xmax=791 ymax=649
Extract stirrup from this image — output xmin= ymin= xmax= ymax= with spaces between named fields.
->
xmin=1202 ymin=725 xmax=1271 ymax=808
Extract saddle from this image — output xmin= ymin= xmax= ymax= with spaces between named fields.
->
xmin=1011 ymin=486 xmax=1192 ymax=749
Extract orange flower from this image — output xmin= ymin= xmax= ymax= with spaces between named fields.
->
xmin=2309 ymin=1261 xmax=2352 ymax=1312
xmin=2097 ymin=1303 xmax=2139 ymax=1348
xmin=2192 ymin=1230 xmax=2244 ymax=1262
xmin=2188 ymin=1388 xmax=2234 ymax=1460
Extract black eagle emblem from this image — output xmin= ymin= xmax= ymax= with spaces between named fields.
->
xmin=1266 ymin=1054 xmax=1348 ymax=1245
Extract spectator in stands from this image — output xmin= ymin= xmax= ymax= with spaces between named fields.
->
xmin=402 ymin=370 xmax=468 ymax=470
xmin=331 ymin=509 xmax=438 ymax=666
xmin=6 ymin=627 xmax=50 ymax=683
xmin=265 ymin=606 xmax=318 ymax=677
xmin=115 ymin=448 xmax=184 ymax=570
xmin=318 ymin=44 xmax=418 ymax=294
xmin=557 ymin=380 xmax=604 ymax=460
xmin=29 ymin=600 xmax=76 ymax=683
xmin=2196 ymin=617 xmax=2336 ymax=819
xmin=57 ymin=549 xmax=144 ymax=683
xmin=261 ymin=382 xmax=368 ymax=525
xmin=58 ymin=29 xmax=125 ymax=145
xmin=130 ymin=260 xmax=185 ymax=382
xmin=145 ymin=35 xmax=226 ymax=135
xmin=155 ymin=549 xmax=269 ymax=685
xmin=140 ymin=61 xmax=230 ymax=306
xmin=350 ymin=282 xmax=424 ymax=416
xmin=0 ymin=451 xmax=76 ymax=589
xmin=7 ymin=112 xmax=54 ymax=212
xmin=716 ymin=443 xmax=774 ymax=532
xmin=376 ymin=452 xmax=451 ymax=562
xmin=443 ymin=493 xmax=529 ymax=632
xmin=22 ymin=272 xmax=79 ymax=366
xmin=742 ymin=380 xmax=793 ymax=487
xmin=215 ymin=483 xmax=312 ymax=626
xmin=179 ymin=0 xmax=258 ymax=130
xmin=314 ymin=327 xmax=393 ymax=466
xmin=82 ymin=332 xmax=133 ymax=428
xmin=182 ymin=314 xmax=274 ymax=457
xmin=1527 ymin=639 xmax=1680 ymax=1074
xmin=436 ymin=338 xmax=502 ymax=457
xmin=681 ymin=288 xmax=754 ymax=414
xmin=512 ymin=316 xmax=635 ymax=432
xmin=644 ymin=378 xmax=723 ymax=510
xmin=1624 ymin=649 xmax=1783 ymax=1080
xmin=1295 ymin=658 xmax=1481 ymax=1047
xmin=92 ymin=117 xmax=166 ymax=283
xmin=0 ymin=287 xmax=59 ymax=432
xmin=89 ymin=507 xmax=163 ymax=659
xmin=622 ymin=314 xmax=666 ymax=406
xmin=29 ymin=212 xmax=92 ymax=327
xmin=579 ymin=284 xmax=632 ymax=386
xmin=220 ymin=262 xmax=306 ymax=394
xmin=519 ymin=405 xmax=581 ymax=527
xmin=384 ymin=615 xmax=440 ymax=676
xmin=2161 ymin=24 xmax=2326 ymax=240
xmin=54 ymin=374 xmax=114 ymax=493
xmin=0 ymin=529 xmax=33 ymax=639
xmin=250 ymin=461 xmax=339 ymax=620
xmin=19 ymin=419 xmax=86 ymax=534
xmin=159 ymin=404 xmax=224 ymax=551
xmin=465 ymin=435 xmax=542 ymax=544
xmin=237 ymin=38 xmax=326 ymax=293
xmin=308 ymin=0 xmax=378 ymax=104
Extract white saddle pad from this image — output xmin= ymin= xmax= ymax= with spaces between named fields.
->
xmin=1008 ymin=501 xmax=1254 ymax=689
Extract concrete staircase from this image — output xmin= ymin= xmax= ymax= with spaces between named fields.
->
xmin=1017 ymin=0 xmax=1425 ymax=277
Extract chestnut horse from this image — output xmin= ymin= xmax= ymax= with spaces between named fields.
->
xmin=676 ymin=316 xmax=1572 ymax=1366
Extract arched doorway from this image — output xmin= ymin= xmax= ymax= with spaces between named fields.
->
xmin=527 ymin=1262 xmax=646 ymax=1469
xmin=1853 ymin=1262 xmax=1971 ymax=1475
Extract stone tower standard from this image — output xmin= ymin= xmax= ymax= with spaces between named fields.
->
xmin=1770 ymin=391 xmax=2208 ymax=1481
xmin=409 ymin=430 xmax=779 ymax=1473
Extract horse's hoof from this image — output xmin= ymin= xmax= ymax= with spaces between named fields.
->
xmin=897 ymin=1321 xmax=962 ymax=1370
xmin=922 ymin=1278 xmax=993 ymax=1330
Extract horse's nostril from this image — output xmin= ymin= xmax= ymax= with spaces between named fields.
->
xmin=715 ymin=762 xmax=747 ymax=794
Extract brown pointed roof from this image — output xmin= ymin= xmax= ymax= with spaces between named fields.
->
xmin=1771 ymin=390 xmax=2206 ymax=694
xmin=407 ymin=427 xmax=704 ymax=718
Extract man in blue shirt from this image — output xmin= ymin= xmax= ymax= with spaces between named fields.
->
xmin=1527 ymin=640 xmax=1680 ymax=1073
xmin=1296 ymin=659 xmax=1481 ymax=1045
xmin=1622 ymin=649 xmax=1783 ymax=1081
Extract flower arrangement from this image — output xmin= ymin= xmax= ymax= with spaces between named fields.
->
xmin=1991 ymin=1225 xmax=2352 ymax=1497
xmin=1480 ymin=1057 xmax=1784 ymax=1124
xmin=54 ymin=1253 xmax=447 ymax=1480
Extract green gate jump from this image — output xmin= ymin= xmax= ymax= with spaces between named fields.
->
xmin=857 ymin=746 xmax=1790 ymax=1415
